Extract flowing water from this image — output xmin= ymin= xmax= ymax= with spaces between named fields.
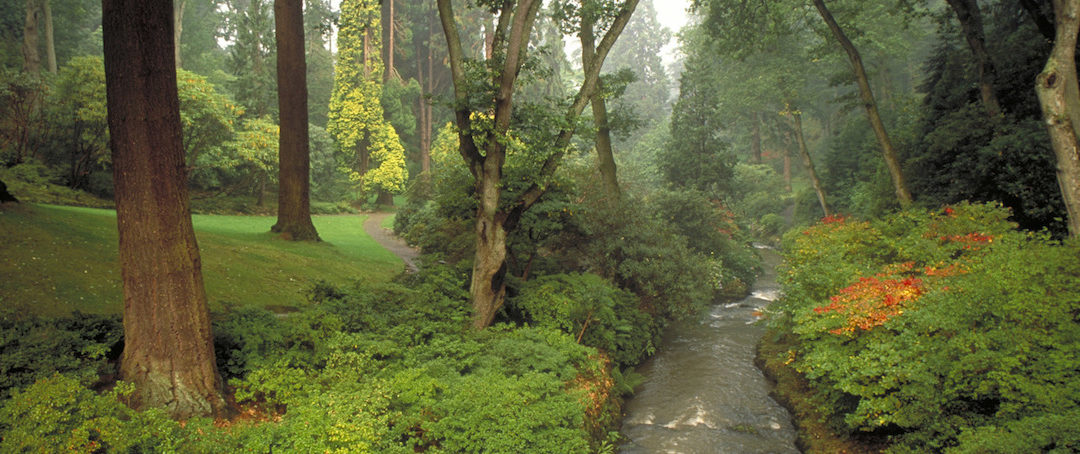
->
xmin=619 ymin=246 xmax=799 ymax=453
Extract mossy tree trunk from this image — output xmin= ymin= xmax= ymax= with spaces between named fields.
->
xmin=102 ymin=0 xmax=225 ymax=419
xmin=581 ymin=14 xmax=620 ymax=200
xmin=791 ymin=110 xmax=829 ymax=217
xmin=1035 ymin=0 xmax=1080 ymax=237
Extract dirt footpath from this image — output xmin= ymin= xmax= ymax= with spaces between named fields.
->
xmin=363 ymin=212 xmax=420 ymax=273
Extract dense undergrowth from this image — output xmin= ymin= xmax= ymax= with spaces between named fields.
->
xmin=761 ymin=202 xmax=1080 ymax=452
xmin=0 ymin=266 xmax=645 ymax=452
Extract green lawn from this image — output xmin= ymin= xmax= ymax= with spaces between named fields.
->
xmin=0 ymin=204 xmax=403 ymax=316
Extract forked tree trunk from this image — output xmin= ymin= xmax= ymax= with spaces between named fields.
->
xmin=439 ymin=0 xmax=637 ymax=329
xmin=812 ymin=0 xmax=912 ymax=207
xmin=272 ymin=0 xmax=320 ymax=241
xmin=946 ymin=0 xmax=1001 ymax=118
xmin=792 ymin=111 xmax=830 ymax=217
xmin=102 ymin=0 xmax=225 ymax=419
xmin=470 ymin=160 xmax=509 ymax=329
xmin=1035 ymin=0 xmax=1080 ymax=237
xmin=581 ymin=14 xmax=620 ymax=199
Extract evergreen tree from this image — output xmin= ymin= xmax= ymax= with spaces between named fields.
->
xmin=327 ymin=0 xmax=407 ymax=202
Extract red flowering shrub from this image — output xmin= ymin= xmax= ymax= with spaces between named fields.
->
xmin=774 ymin=202 xmax=1080 ymax=452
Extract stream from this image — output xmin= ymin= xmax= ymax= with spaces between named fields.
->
xmin=619 ymin=246 xmax=799 ymax=453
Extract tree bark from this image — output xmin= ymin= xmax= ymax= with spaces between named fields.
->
xmin=580 ymin=14 xmax=620 ymax=199
xmin=22 ymin=0 xmax=40 ymax=73
xmin=750 ymin=112 xmax=762 ymax=164
xmin=945 ymin=0 xmax=1001 ymax=118
xmin=102 ymin=0 xmax=225 ymax=419
xmin=43 ymin=0 xmax=55 ymax=73
xmin=812 ymin=0 xmax=912 ymax=207
xmin=1035 ymin=0 xmax=1080 ymax=237
xmin=791 ymin=111 xmax=830 ymax=217
xmin=271 ymin=0 xmax=320 ymax=241
xmin=174 ymin=0 xmax=185 ymax=69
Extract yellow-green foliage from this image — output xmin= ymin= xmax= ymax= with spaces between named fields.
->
xmin=230 ymin=117 xmax=279 ymax=182
xmin=327 ymin=0 xmax=406 ymax=196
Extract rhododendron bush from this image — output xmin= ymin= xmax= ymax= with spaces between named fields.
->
xmin=770 ymin=202 xmax=1080 ymax=452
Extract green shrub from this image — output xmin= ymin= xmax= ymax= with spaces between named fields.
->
xmin=0 ymin=374 xmax=193 ymax=453
xmin=772 ymin=203 xmax=1080 ymax=452
xmin=510 ymin=273 xmax=660 ymax=369
xmin=0 ymin=311 xmax=121 ymax=400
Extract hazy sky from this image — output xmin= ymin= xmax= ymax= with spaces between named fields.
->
xmin=651 ymin=0 xmax=694 ymax=66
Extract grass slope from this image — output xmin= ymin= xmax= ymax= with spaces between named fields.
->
xmin=0 ymin=204 xmax=402 ymax=316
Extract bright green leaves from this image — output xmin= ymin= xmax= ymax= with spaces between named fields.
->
xmin=327 ymin=0 xmax=408 ymax=198
xmin=230 ymin=117 xmax=279 ymax=183
xmin=176 ymin=68 xmax=243 ymax=180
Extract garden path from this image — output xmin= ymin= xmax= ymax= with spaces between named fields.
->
xmin=363 ymin=212 xmax=419 ymax=273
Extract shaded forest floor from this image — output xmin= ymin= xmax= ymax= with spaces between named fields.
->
xmin=0 ymin=203 xmax=403 ymax=316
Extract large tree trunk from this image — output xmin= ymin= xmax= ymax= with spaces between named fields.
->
xmin=102 ymin=0 xmax=225 ymax=419
xmin=580 ymin=14 xmax=620 ymax=199
xmin=43 ymin=0 xmax=55 ymax=73
xmin=792 ymin=111 xmax=830 ymax=217
xmin=271 ymin=0 xmax=320 ymax=241
xmin=812 ymin=0 xmax=912 ymax=208
xmin=470 ymin=161 xmax=509 ymax=329
xmin=1036 ymin=0 xmax=1080 ymax=237
xmin=22 ymin=0 xmax=40 ymax=73
xmin=946 ymin=0 xmax=1001 ymax=118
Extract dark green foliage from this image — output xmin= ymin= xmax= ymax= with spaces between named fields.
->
xmin=0 ymin=311 xmax=121 ymax=400
xmin=648 ymin=189 xmax=760 ymax=289
xmin=773 ymin=203 xmax=1080 ymax=452
xmin=661 ymin=56 xmax=735 ymax=198
xmin=510 ymin=273 xmax=661 ymax=368
xmin=909 ymin=3 xmax=1066 ymax=235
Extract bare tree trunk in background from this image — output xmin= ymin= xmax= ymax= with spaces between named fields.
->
xmin=791 ymin=111 xmax=830 ymax=217
xmin=1021 ymin=0 xmax=1057 ymax=41
xmin=783 ymin=144 xmax=792 ymax=192
xmin=174 ymin=0 xmax=185 ymax=68
xmin=750 ymin=112 xmax=762 ymax=164
xmin=43 ymin=0 xmax=55 ymax=73
xmin=946 ymin=0 xmax=1001 ymax=118
xmin=1035 ymin=0 xmax=1080 ymax=237
xmin=581 ymin=14 xmax=620 ymax=199
xmin=23 ymin=0 xmax=40 ymax=73
xmin=102 ymin=0 xmax=225 ymax=419
xmin=272 ymin=0 xmax=320 ymax=241
xmin=813 ymin=0 xmax=912 ymax=208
